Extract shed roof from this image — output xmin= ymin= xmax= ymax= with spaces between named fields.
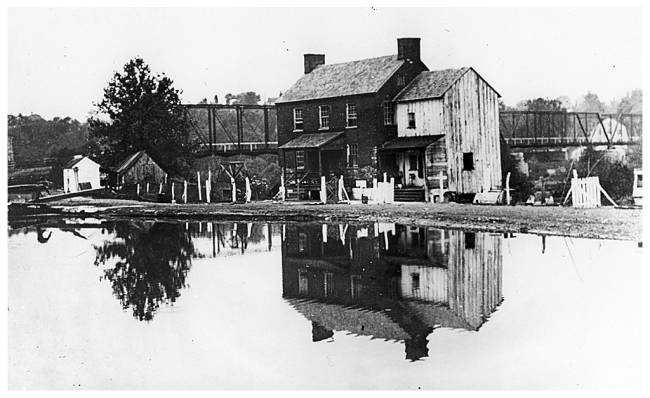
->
xmin=381 ymin=135 xmax=444 ymax=150
xmin=394 ymin=67 xmax=501 ymax=102
xmin=276 ymin=55 xmax=406 ymax=104
xmin=279 ymin=131 xmax=345 ymax=150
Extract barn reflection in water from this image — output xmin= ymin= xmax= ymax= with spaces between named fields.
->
xmin=281 ymin=223 xmax=503 ymax=361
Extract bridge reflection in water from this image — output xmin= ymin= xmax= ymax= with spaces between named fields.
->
xmin=281 ymin=223 xmax=503 ymax=361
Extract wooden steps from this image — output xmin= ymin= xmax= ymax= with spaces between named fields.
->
xmin=394 ymin=187 xmax=425 ymax=202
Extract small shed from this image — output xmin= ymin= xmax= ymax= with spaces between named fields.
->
xmin=109 ymin=150 xmax=168 ymax=187
xmin=63 ymin=155 xmax=101 ymax=193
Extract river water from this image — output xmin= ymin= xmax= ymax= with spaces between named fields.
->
xmin=7 ymin=218 xmax=643 ymax=389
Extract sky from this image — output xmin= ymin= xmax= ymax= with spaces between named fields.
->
xmin=8 ymin=7 xmax=643 ymax=121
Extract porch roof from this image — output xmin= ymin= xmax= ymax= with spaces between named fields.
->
xmin=278 ymin=131 xmax=345 ymax=150
xmin=381 ymin=135 xmax=444 ymax=150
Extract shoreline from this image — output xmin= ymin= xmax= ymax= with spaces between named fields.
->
xmin=8 ymin=198 xmax=642 ymax=241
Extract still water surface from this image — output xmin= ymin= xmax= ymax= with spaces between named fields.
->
xmin=8 ymin=219 xmax=643 ymax=389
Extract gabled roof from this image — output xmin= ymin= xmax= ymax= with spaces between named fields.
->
xmin=279 ymin=131 xmax=345 ymax=149
xmin=394 ymin=67 xmax=500 ymax=102
xmin=276 ymin=55 xmax=407 ymax=104
xmin=64 ymin=155 xmax=97 ymax=169
xmin=114 ymin=150 xmax=153 ymax=174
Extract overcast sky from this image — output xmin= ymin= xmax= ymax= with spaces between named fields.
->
xmin=8 ymin=7 xmax=642 ymax=120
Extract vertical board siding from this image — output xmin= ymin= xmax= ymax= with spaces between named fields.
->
xmin=396 ymin=99 xmax=444 ymax=137
xmin=442 ymin=69 xmax=501 ymax=193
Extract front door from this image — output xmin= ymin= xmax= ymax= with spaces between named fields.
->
xmin=402 ymin=150 xmax=424 ymax=187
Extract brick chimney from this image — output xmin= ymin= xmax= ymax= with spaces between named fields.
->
xmin=397 ymin=38 xmax=421 ymax=61
xmin=304 ymin=54 xmax=325 ymax=74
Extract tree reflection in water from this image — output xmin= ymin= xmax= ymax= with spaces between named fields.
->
xmin=94 ymin=221 xmax=197 ymax=321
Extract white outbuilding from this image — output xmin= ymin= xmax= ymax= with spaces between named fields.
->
xmin=63 ymin=155 xmax=101 ymax=193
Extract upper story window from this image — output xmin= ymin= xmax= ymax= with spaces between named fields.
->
xmin=397 ymin=74 xmax=406 ymax=87
xmin=408 ymin=112 xmax=416 ymax=129
xmin=346 ymin=103 xmax=358 ymax=128
xmin=293 ymin=108 xmax=303 ymax=131
xmin=383 ymin=102 xmax=395 ymax=126
xmin=319 ymin=105 xmax=330 ymax=129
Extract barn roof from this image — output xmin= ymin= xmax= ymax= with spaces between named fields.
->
xmin=394 ymin=67 xmax=500 ymax=102
xmin=276 ymin=55 xmax=406 ymax=104
xmin=114 ymin=151 xmax=147 ymax=174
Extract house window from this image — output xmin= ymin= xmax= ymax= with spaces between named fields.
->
xmin=408 ymin=112 xmax=416 ymax=129
xmin=296 ymin=150 xmax=305 ymax=170
xmin=347 ymin=144 xmax=358 ymax=167
xmin=463 ymin=152 xmax=474 ymax=171
xmin=293 ymin=108 xmax=303 ymax=131
xmin=383 ymin=102 xmax=395 ymax=126
xmin=319 ymin=105 xmax=330 ymax=129
xmin=397 ymin=74 xmax=406 ymax=87
xmin=346 ymin=103 xmax=358 ymax=128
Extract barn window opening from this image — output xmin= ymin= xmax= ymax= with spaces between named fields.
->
xmin=319 ymin=105 xmax=330 ymax=129
xmin=411 ymin=273 xmax=420 ymax=291
xmin=293 ymin=108 xmax=303 ymax=131
xmin=383 ymin=102 xmax=395 ymax=126
xmin=465 ymin=232 xmax=476 ymax=249
xmin=463 ymin=152 xmax=474 ymax=171
xmin=346 ymin=103 xmax=358 ymax=128
xmin=637 ymin=174 xmax=643 ymax=188
xmin=408 ymin=112 xmax=416 ymax=129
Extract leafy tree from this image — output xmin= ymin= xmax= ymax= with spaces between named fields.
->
xmin=516 ymin=97 xmax=565 ymax=111
xmin=94 ymin=221 xmax=197 ymax=321
xmin=88 ymin=58 xmax=196 ymax=176
xmin=225 ymin=91 xmax=261 ymax=105
xmin=616 ymin=89 xmax=642 ymax=114
xmin=576 ymin=92 xmax=605 ymax=113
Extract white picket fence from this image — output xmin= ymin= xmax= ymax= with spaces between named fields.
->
xmin=564 ymin=170 xmax=617 ymax=209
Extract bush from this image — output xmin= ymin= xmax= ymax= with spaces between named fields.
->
xmin=574 ymin=148 xmax=634 ymax=202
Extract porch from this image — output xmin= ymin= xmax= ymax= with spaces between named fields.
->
xmin=279 ymin=131 xmax=347 ymax=201
xmin=379 ymin=135 xmax=446 ymax=202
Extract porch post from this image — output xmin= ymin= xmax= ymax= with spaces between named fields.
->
xmin=318 ymin=149 xmax=323 ymax=177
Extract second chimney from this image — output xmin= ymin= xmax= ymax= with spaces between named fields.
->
xmin=397 ymin=38 xmax=421 ymax=62
xmin=304 ymin=54 xmax=325 ymax=74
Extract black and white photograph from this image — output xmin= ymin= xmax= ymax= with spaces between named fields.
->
xmin=3 ymin=1 xmax=648 ymax=392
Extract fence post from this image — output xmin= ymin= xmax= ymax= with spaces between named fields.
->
xmin=505 ymin=171 xmax=511 ymax=205
xmin=136 ymin=183 xmax=140 ymax=197
xmin=159 ymin=182 xmax=163 ymax=194
xmin=183 ymin=180 xmax=188 ymax=204
xmin=388 ymin=177 xmax=395 ymax=203
xmin=206 ymin=178 xmax=211 ymax=203
xmin=146 ymin=182 xmax=149 ymax=194
xmin=231 ymin=177 xmax=236 ymax=203
xmin=197 ymin=171 xmax=202 ymax=202
xmin=320 ymin=176 xmax=326 ymax=204
xmin=338 ymin=175 xmax=344 ymax=202
xmin=245 ymin=177 xmax=252 ymax=203
xmin=372 ymin=177 xmax=378 ymax=202
xmin=171 ymin=181 xmax=176 ymax=204
xmin=280 ymin=173 xmax=286 ymax=201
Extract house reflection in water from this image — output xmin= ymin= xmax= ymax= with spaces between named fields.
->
xmin=281 ymin=223 xmax=503 ymax=361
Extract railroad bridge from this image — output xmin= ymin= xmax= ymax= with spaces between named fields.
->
xmin=183 ymin=105 xmax=642 ymax=157
xmin=499 ymin=111 xmax=642 ymax=149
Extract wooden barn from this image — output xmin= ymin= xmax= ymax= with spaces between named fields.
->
xmin=107 ymin=150 xmax=168 ymax=187
xmin=382 ymin=67 xmax=502 ymax=201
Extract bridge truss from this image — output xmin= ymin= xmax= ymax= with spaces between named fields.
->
xmin=499 ymin=111 xmax=642 ymax=148
xmin=183 ymin=104 xmax=278 ymax=157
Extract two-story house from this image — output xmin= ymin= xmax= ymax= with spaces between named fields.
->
xmin=275 ymin=38 xmax=428 ymax=200
xmin=381 ymin=67 xmax=502 ymax=201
